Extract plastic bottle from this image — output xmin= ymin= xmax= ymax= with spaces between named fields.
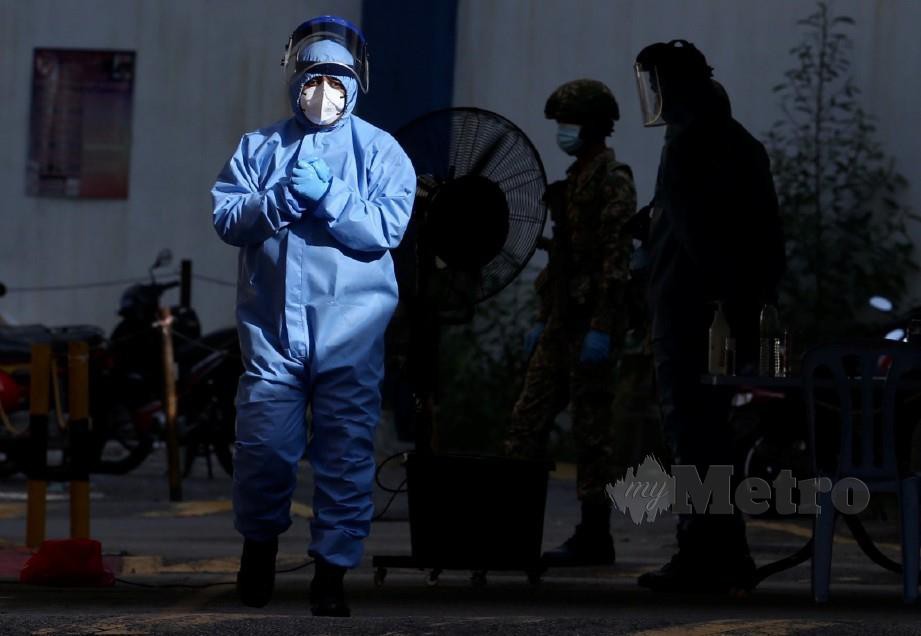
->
xmin=708 ymin=302 xmax=730 ymax=375
xmin=759 ymin=304 xmax=780 ymax=377
xmin=773 ymin=336 xmax=786 ymax=377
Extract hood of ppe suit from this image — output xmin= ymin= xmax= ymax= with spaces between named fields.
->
xmin=289 ymin=39 xmax=359 ymax=132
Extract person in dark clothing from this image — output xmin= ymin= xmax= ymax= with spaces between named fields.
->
xmin=632 ymin=40 xmax=785 ymax=593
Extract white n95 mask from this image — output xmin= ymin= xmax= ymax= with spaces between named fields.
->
xmin=299 ymin=79 xmax=346 ymax=126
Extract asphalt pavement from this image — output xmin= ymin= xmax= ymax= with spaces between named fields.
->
xmin=0 ymin=439 xmax=918 ymax=635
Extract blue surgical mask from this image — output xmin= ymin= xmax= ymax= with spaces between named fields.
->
xmin=556 ymin=123 xmax=583 ymax=155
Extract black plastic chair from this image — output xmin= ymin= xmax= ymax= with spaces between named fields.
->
xmin=802 ymin=341 xmax=921 ymax=603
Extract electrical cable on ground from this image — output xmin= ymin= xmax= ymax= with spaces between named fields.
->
xmin=372 ymin=451 xmax=409 ymax=521
xmin=375 ymin=451 xmax=408 ymax=494
xmin=373 ymin=478 xmax=407 ymax=521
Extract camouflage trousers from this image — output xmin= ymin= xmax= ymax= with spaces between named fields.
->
xmin=505 ymin=325 xmax=618 ymax=504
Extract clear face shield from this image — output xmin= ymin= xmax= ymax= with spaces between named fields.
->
xmin=635 ymin=63 xmax=665 ymax=127
xmin=282 ymin=17 xmax=369 ymax=93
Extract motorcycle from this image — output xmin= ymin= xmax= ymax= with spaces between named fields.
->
xmin=0 ymin=250 xmax=241 ymax=477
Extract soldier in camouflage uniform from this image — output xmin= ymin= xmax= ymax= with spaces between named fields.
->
xmin=505 ymin=79 xmax=636 ymax=566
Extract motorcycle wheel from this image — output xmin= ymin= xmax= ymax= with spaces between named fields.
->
xmin=91 ymin=405 xmax=156 ymax=474
xmin=183 ymin=390 xmax=235 ymax=477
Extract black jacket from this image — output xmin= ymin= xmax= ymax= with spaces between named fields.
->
xmin=647 ymin=111 xmax=784 ymax=342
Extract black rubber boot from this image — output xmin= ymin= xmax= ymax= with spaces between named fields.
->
xmin=236 ymin=537 xmax=278 ymax=608
xmin=310 ymin=558 xmax=350 ymax=617
xmin=637 ymin=551 xmax=757 ymax=594
xmin=542 ymin=500 xmax=616 ymax=566
xmin=638 ymin=515 xmax=756 ymax=594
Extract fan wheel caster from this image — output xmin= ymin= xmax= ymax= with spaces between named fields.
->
xmin=426 ymin=568 xmax=442 ymax=587
xmin=471 ymin=570 xmax=488 ymax=587
xmin=374 ymin=567 xmax=387 ymax=587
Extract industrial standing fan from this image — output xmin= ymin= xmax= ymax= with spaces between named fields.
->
xmin=374 ymin=107 xmax=553 ymax=586
xmin=386 ymin=107 xmax=548 ymax=446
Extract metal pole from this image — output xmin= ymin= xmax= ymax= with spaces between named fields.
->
xmin=26 ymin=343 xmax=51 ymax=548
xmin=180 ymin=259 xmax=192 ymax=309
xmin=68 ymin=340 xmax=91 ymax=539
xmin=159 ymin=307 xmax=183 ymax=501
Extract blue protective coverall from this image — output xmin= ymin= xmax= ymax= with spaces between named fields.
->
xmin=211 ymin=40 xmax=416 ymax=568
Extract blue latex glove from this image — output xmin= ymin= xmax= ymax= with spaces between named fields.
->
xmin=291 ymin=157 xmax=332 ymax=201
xmin=580 ymin=330 xmax=611 ymax=364
xmin=306 ymin=157 xmax=332 ymax=181
xmin=524 ymin=323 xmax=545 ymax=358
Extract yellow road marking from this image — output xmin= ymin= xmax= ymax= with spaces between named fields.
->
xmin=142 ymin=500 xmax=232 ymax=518
xmin=747 ymin=519 xmax=900 ymax=552
xmin=551 ymin=462 xmax=577 ymax=481
xmin=120 ymin=555 xmax=165 ymax=575
xmin=0 ymin=503 xmax=25 ymax=519
xmin=119 ymin=553 xmax=308 ymax=575
xmin=291 ymin=502 xmax=314 ymax=519
xmin=141 ymin=500 xmax=313 ymax=519
xmin=160 ymin=557 xmax=239 ymax=574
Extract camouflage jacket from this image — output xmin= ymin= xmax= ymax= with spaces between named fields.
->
xmin=536 ymin=147 xmax=636 ymax=334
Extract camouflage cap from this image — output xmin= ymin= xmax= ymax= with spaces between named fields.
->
xmin=545 ymin=79 xmax=620 ymax=123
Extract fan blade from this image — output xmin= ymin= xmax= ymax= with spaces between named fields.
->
xmin=498 ymin=173 xmax=545 ymax=194
xmin=469 ymin=134 xmax=521 ymax=180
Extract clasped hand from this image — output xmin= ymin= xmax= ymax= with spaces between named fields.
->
xmin=291 ymin=157 xmax=332 ymax=201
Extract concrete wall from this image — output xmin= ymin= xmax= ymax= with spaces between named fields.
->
xmin=0 ymin=0 xmax=361 ymax=331
xmin=454 ymin=0 xmax=921 ymax=265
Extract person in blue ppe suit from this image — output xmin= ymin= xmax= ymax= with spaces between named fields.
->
xmin=211 ymin=16 xmax=416 ymax=616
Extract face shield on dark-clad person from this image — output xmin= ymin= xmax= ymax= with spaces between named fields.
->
xmin=635 ymin=63 xmax=665 ymax=127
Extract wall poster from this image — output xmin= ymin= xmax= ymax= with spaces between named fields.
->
xmin=26 ymin=49 xmax=136 ymax=199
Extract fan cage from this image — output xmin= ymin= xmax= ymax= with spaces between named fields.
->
xmin=395 ymin=107 xmax=548 ymax=303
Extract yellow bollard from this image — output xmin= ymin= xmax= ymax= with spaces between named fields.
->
xmin=68 ymin=341 xmax=91 ymax=540
xmin=26 ymin=343 xmax=51 ymax=549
